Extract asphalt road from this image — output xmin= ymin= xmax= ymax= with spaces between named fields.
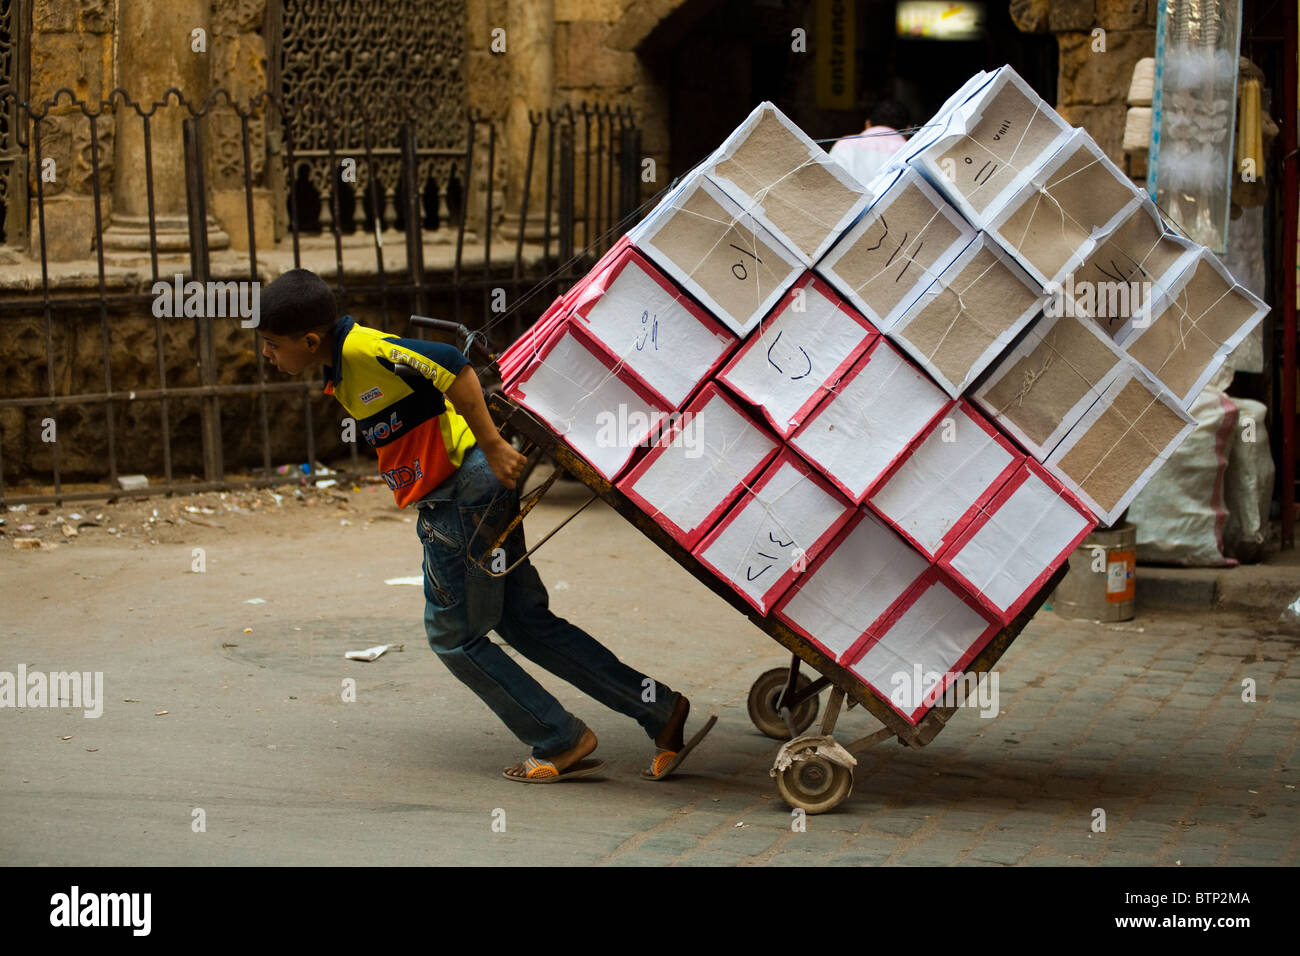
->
xmin=2 ymin=478 xmax=1297 ymax=866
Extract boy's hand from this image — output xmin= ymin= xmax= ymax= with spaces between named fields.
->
xmin=484 ymin=437 xmax=527 ymax=489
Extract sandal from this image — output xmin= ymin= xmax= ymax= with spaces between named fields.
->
xmin=642 ymin=714 xmax=717 ymax=781
xmin=503 ymin=756 xmax=607 ymax=784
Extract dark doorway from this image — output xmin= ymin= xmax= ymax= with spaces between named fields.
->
xmin=641 ymin=0 xmax=1057 ymax=180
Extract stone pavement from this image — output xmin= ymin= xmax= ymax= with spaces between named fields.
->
xmin=1 ymin=484 xmax=1297 ymax=866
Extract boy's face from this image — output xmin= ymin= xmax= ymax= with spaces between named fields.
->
xmin=260 ymin=329 xmax=327 ymax=375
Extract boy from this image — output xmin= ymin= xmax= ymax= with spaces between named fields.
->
xmin=255 ymin=269 xmax=714 ymax=782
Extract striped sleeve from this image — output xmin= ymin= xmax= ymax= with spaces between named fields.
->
xmin=378 ymin=337 xmax=470 ymax=393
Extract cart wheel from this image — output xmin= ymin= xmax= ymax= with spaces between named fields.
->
xmin=773 ymin=738 xmax=854 ymax=815
xmin=747 ymin=667 xmax=820 ymax=740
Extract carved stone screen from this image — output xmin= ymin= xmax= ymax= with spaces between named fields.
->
xmin=278 ymin=0 xmax=468 ymax=228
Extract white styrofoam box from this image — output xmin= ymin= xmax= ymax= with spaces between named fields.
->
xmin=816 ymin=166 xmax=976 ymax=332
xmin=939 ymin=458 xmax=1097 ymax=624
xmin=703 ymin=101 xmax=873 ymax=265
xmin=884 ymin=69 xmax=996 ymax=175
xmin=617 ymin=383 xmax=780 ymax=550
xmin=1113 ymin=248 xmax=1270 ymax=407
xmin=985 ymin=129 xmax=1146 ymax=288
xmin=846 ymin=568 xmax=1001 ymax=725
xmin=906 ymin=65 xmax=1073 ymax=228
xmin=716 ymin=272 xmax=879 ymax=438
xmin=773 ymin=508 xmax=930 ymax=663
xmin=568 ymin=241 xmax=737 ymax=408
xmin=889 ymin=232 xmax=1047 ymax=398
xmin=867 ymin=400 xmax=1024 ymax=561
xmin=499 ymin=236 xmax=638 ymax=386
xmin=789 ymin=337 xmax=951 ymax=503
xmin=505 ymin=321 xmax=671 ymax=482
xmin=1045 ymin=363 xmax=1196 ymax=526
xmin=1064 ymin=199 xmax=1198 ymax=340
xmin=971 ymin=308 xmax=1132 ymax=461
xmin=629 ymin=173 xmax=804 ymax=337
xmin=692 ymin=449 xmax=854 ymax=615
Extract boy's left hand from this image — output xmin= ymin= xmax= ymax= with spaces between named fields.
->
xmin=484 ymin=438 xmax=527 ymax=489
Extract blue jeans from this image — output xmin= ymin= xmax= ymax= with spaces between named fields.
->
xmin=415 ymin=445 xmax=679 ymax=758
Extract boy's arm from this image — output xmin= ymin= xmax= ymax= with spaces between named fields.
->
xmin=445 ymin=365 xmax=527 ymax=489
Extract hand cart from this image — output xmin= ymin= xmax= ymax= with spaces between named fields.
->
xmin=411 ymin=314 xmax=1069 ymax=815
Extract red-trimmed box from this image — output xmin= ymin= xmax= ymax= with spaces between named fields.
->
xmin=568 ymin=242 xmax=737 ymax=409
xmin=772 ymin=507 xmax=931 ymax=664
xmin=692 ymin=448 xmax=854 ymax=616
xmin=716 ymin=272 xmax=878 ymax=438
xmin=938 ymin=457 xmax=1097 ymax=624
xmin=505 ymin=320 xmax=671 ymax=482
xmin=788 ymin=337 xmax=951 ymax=504
xmin=617 ymin=382 xmax=780 ymax=550
xmin=498 ymin=292 xmax=570 ymax=388
xmin=866 ymin=399 xmax=1025 ymax=562
xmin=498 ymin=236 xmax=636 ymax=388
xmin=844 ymin=567 xmax=1002 ymax=726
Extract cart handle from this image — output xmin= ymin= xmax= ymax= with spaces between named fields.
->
xmin=409 ymin=315 xmax=494 ymax=366
xmin=466 ymin=467 xmax=599 ymax=578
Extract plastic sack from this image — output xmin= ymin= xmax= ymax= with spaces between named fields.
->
xmin=1128 ymin=368 xmax=1238 ymax=566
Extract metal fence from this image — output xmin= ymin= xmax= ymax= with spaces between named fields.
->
xmin=0 ymin=87 xmax=646 ymax=506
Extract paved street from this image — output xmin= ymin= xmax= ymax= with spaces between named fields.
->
xmin=2 ymin=478 xmax=1297 ymax=866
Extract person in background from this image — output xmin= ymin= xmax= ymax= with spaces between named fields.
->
xmin=828 ymin=99 xmax=910 ymax=187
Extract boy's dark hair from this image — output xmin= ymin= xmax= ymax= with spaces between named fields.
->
xmin=259 ymin=269 xmax=337 ymax=337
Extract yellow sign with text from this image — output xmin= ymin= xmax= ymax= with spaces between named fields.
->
xmin=815 ymin=0 xmax=855 ymax=111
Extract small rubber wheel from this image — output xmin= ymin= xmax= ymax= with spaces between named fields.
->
xmin=773 ymin=739 xmax=854 ymax=815
xmin=747 ymin=667 xmax=820 ymax=740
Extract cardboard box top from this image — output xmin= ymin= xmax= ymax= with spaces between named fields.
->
xmin=630 ymin=172 xmax=805 ymax=337
xmin=1045 ymin=363 xmax=1196 ymax=524
xmin=910 ymin=65 xmax=1074 ymax=226
xmin=705 ymin=101 xmax=873 ymax=264
xmin=972 ymin=308 xmax=1131 ymax=461
xmin=890 ymin=231 xmax=1047 ymax=398
xmin=816 ymin=165 xmax=976 ymax=331
xmin=1118 ymin=248 xmax=1270 ymax=406
xmin=987 ymin=128 xmax=1146 ymax=287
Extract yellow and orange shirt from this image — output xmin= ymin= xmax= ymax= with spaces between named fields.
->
xmin=322 ymin=316 xmax=477 ymax=506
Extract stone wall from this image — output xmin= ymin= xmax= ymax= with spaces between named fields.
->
xmin=1012 ymin=0 xmax=1157 ymax=172
xmin=25 ymin=0 xmax=116 ymax=261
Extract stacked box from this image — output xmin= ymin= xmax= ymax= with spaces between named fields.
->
xmin=703 ymin=101 xmax=873 ymax=264
xmin=867 ymin=400 xmax=1025 ymax=561
xmin=905 ymin=66 xmax=1073 ymax=229
xmin=1116 ymin=249 xmax=1270 ymax=407
xmin=566 ymin=242 xmax=737 ymax=408
xmin=716 ymin=272 xmax=878 ymax=438
xmin=505 ymin=321 xmax=671 ymax=482
xmin=617 ymin=383 xmax=780 ymax=550
xmin=1045 ymin=364 xmax=1196 ymax=525
xmin=773 ymin=508 xmax=931 ymax=663
xmin=498 ymin=74 xmax=1255 ymax=730
xmin=985 ymin=129 xmax=1145 ymax=288
xmin=846 ymin=568 xmax=1002 ymax=725
xmin=692 ymin=449 xmax=854 ymax=615
xmin=971 ymin=309 xmax=1130 ymax=461
xmin=789 ymin=337 xmax=951 ymax=503
xmin=889 ymin=232 xmax=1047 ymax=397
xmin=817 ymin=166 xmax=976 ymax=331
xmin=938 ymin=459 xmax=1097 ymax=624
xmin=629 ymin=173 xmax=804 ymax=337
